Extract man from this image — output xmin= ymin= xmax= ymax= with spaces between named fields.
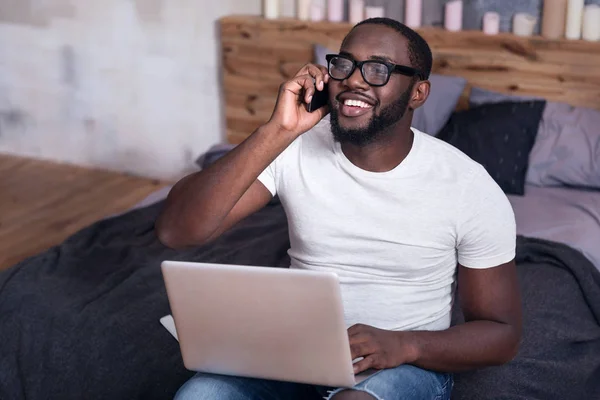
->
xmin=156 ymin=17 xmax=522 ymax=400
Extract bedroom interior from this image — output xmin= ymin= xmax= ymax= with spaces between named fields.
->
xmin=1 ymin=0 xmax=600 ymax=399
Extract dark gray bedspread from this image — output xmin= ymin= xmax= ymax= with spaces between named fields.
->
xmin=0 ymin=200 xmax=599 ymax=400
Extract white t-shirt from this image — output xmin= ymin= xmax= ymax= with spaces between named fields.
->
xmin=257 ymin=119 xmax=516 ymax=332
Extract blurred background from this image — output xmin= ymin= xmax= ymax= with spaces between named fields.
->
xmin=1 ymin=0 xmax=599 ymax=182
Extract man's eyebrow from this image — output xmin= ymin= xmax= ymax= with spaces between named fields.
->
xmin=368 ymin=55 xmax=396 ymax=63
xmin=339 ymin=51 xmax=397 ymax=64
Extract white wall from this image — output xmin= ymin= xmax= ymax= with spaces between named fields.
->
xmin=0 ymin=0 xmax=294 ymax=181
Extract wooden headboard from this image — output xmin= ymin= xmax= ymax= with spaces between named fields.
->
xmin=220 ymin=15 xmax=600 ymax=144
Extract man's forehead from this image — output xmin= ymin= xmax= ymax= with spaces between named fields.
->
xmin=340 ymin=24 xmax=409 ymax=63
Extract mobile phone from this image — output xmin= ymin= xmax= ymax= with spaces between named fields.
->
xmin=306 ymin=82 xmax=329 ymax=112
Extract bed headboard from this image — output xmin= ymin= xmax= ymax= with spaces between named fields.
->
xmin=220 ymin=15 xmax=600 ymax=144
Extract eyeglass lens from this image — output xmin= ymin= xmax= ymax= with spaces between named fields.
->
xmin=328 ymin=56 xmax=390 ymax=86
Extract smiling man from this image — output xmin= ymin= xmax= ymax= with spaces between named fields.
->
xmin=156 ymin=18 xmax=522 ymax=400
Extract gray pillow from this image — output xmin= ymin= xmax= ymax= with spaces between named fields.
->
xmin=469 ymin=86 xmax=542 ymax=107
xmin=469 ymin=87 xmax=600 ymax=190
xmin=526 ymin=102 xmax=600 ymax=189
xmin=313 ymin=44 xmax=466 ymax=136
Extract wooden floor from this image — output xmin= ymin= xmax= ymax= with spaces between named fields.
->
xmin=0 ymin=154 xmax=169 ymax=271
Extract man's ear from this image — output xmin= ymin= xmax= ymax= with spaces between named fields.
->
xmin=409 ymin=80 xmax=430 ymax=110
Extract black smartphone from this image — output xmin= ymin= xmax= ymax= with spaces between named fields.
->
xmin=306 ymin=83 xmax=329 ymax=113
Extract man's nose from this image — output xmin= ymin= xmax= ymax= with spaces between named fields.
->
xmin=343 ymin=67 xmax=369 ymax=91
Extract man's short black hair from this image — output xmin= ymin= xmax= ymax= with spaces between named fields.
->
xmin=348 ymin=17 xmax=433 ymax=80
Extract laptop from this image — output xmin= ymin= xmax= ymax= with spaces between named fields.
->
xmin=161 ymin=260 xmax=376 ymax=388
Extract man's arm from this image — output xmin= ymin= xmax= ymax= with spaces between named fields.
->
xmin=350 ymin=259 xmax=522 ymax=373
xmin=155 ymin=125 xmax=290 ymax=249
xmin=405 ymin=259 xmax=522 ymax=371
xmin=155 ymin=64 xmax=330 ymax=249
xmin=350 ymin=165 xmax=520 ymax=373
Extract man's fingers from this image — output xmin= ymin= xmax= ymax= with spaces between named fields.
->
xmin=348 ymin=324 xmax=370 ymax=337
xmin=281 ymin=75 xmax=316 ymax=103
xmin=350 ymin=341 xmax=373 ymax=360
xmin=303 ymin=64 xmax=329 ymax=91
xmin=284 ymin=63 xmax=330 ymax=105
xmin=304 ymin=84 xmax=314 ymax=104
xmin=353 ymin=355 xmax=376 ymax=374
xmin=349 ymin=333 xmax=372 ymax=348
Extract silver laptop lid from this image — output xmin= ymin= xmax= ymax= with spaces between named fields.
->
xmin=161 ymin=261 xmax=357 ymax=388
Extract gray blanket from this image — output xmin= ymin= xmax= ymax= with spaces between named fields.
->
xmin=1 ymin=200 xmax=599 ymax=400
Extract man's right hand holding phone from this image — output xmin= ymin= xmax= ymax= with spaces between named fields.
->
xmin=267 ymin=63 xmax=330 ymax=138
xmin=156 ymin=64 xmax=331 ymax=250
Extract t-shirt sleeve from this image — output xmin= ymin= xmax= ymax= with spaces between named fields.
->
xmin=257 ymin=162 xmax=277 ymax=196
xmin=256 ymin=136 xmax=301 ymax=197
xmin=456 ymin=166 xmax=517 ymax=269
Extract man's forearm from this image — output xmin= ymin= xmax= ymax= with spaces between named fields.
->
xmin=401 ymin=320 xmax=521 ymax=373
xmin=156 ymin=123 xmax=295 ymax=247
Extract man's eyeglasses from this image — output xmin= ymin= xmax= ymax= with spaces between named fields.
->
xmin=325 ymin=54 xmax=423 ymax=87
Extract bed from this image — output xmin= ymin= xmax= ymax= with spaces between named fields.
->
xmin=1 ymin=16 xmax=600 ymax=400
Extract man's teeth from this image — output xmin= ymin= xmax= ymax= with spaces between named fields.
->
xmin=344 ymin=99 xmax=372 ymax=108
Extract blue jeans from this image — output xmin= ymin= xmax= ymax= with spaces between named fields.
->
xmin=174 ymin=365 xmax=453 ymax=400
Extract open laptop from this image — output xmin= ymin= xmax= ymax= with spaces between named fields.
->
xmin=161 ymin=260 xmax=376 ymax=388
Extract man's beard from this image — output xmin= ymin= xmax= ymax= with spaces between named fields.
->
xmin=329 ymin=87 xmax=412 ymax=147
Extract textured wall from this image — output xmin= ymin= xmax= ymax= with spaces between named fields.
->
xmin=0 ymin=0 xmax=272 ymax=180
xmin=0 ymin=0 xmax=597 ymax=180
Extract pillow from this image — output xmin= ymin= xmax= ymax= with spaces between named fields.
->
xmin=526 ymin=102 xmax=600 ymax=189
xmin=411 ymin=74 xmax=467 ymax=136
xmin=437 ymin=100 xmax=546 ymax=195
xmin=469 ymin=86 xmax=600 ymax=190
xmin=313 ymin=44 xmax=466 ymax=136
xmin=469 ymin=86 xmax=542 ymax=107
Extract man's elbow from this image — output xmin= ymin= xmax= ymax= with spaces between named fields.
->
xmin=500 ymin=340 xmax=521 ymax=365
xmin=497 ymin=325 xmax=522 ymax=365
xmin=156 ymin=225 xmax=184 ymax=249
xmin=155 ymin=218 xmax=205 ymax=250
xmin=154 ymin=216 xmax=177 ymax=248
xmin=154 ymin=203 xmax=181 ymax=247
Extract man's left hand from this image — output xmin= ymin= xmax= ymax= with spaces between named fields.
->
xmin=348 ymin=324 xmax=418 ymax=374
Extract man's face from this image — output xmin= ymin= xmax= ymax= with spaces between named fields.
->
xmin=328 ymin=25 xmax=417 ymax=146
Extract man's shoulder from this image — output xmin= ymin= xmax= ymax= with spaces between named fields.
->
xmin=413 ymin=127 xmax=485 ymax=180
xmin=412 ymin=128 xmax=505 ymax=198
xmin=413 ymin=128 xmax=485 ymax=185
xmin=415 ymin=129 xmax=508 ymax=204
